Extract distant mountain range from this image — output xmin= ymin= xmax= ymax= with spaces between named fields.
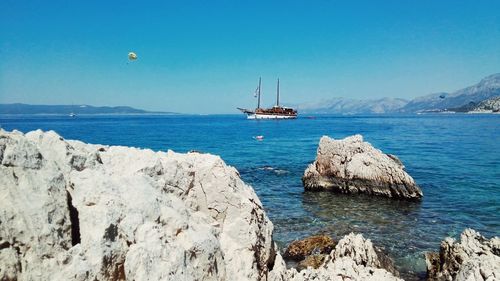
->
xmin=296 ymin=73 xmax=500 ymax=114
xmin=3 ymin=74 xmax=499 ymax=115
xmin=0 ymin=104 xmax=175 ymax=115
xmin=296 ymin=97 xmax=409 ymax=115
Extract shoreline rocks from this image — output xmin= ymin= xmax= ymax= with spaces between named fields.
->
xmin=425 ymin=229 xmax=499 ymax=281
xmin=302 ymin=135 xmax=423 ymax=200
xmin=7 ymin=129 xmax=495 ymax=281
xmin=272 ymin=233 xmax=401 ymax=281
xmin=0 ymin=129 xmax=403 ymax=281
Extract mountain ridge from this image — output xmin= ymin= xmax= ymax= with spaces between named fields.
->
xmin=399 ymin=73 xmax=500 ymax=113
xmin=297 ymin=73 xmax=500 ymax=114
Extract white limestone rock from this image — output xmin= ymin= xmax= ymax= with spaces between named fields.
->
xmin=426 ymin=229 xmax=500 ymax=281
xmin=269 ymin=233 xmax=402 ymax=281
xmin=0 ymin=129 xmax=276 ymax=281
xmin=302 ymin=135 xmax=423 ymax=200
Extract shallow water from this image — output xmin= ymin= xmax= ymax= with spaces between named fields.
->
xmin=1 ymin=114 xmax=499 ymax=279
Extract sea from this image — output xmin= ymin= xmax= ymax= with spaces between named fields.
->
xmin=1 ymin=114 xmax=499 ymax=280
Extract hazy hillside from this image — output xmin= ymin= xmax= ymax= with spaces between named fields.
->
xmin=297 ymin=97 xmax=409 ymax=114
xmin=400 ymin=73 xmax=500 ymax=113
xmin=0 ymin=104 xmax=175 ymax=115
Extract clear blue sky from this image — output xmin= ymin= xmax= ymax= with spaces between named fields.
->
xmin=1 ymin=0 xmax=499 ymax=113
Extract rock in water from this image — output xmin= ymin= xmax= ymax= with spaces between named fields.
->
xmin=425 ymin=229 xmax=500 ymax=281
xmin=0 ymin=129 xmax=277 ymax=281
xmin=302 ymin=135 xmax=423 ymax=200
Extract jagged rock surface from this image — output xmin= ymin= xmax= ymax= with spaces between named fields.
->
xmin=426 ymin=229 xmax=500 ymax=281
xmin=0 ymin=129 xmax=276 ymax=281
xmin=270 ymin=233 xmax=401 ymax=281
xmin=302 ymin=135 xmax=423 ymax=200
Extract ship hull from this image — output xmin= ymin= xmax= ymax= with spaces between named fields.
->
xmin=247 ymin=113 xmax=297 ymax=119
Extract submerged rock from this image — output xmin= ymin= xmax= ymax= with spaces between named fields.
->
xmin=425 ymin=229 xmax=499 ymax=281
xmin=0 ymin=129 xmax=276 ymax=281
xmin=270 ymin=233 xmax=401 ymax=281
xmin=296 ymin=254 xmax=326 ymax=271
xmin=302 ymin=135 xmax=423 ymax=200
xmin=283 ymin=235 xmax=336 ymax=261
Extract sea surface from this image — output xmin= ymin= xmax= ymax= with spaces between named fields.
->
xmin=1 ymin=114 xmax=499 ymax=280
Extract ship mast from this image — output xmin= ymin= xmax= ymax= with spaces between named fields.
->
xmin=276 ymin=78 xmax=280 ymax=107
xmin=257 ymin=77 xmax=261 ymax=109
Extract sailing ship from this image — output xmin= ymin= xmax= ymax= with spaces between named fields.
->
xmin=238 ymin=78 xmax=297 ymax=119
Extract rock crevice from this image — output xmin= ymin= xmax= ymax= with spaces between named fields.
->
xmin=66 ymin=191 xmax=81 ymax=246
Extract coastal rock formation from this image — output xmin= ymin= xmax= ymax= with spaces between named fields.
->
xmin=302 ymin=135 xmax=423 ymax=200
xmin=270 ymin=233 xmax=401 ymax=281
xmin=0 ymin=129 xmax=405 ymax=281
xmin=0 ymin=129 xmax=276 ymax=280
xmin=425 ymin=229 xmax=500 ymax=281
xmin=468 ymin=96 xmax=500 ymax=113
xmin=283 ymin=235 xmax=335 ymax=261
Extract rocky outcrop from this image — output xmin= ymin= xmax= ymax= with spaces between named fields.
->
xmin=302 ymin=135 xmax=423 ymax=200
xmin=0 ymin=129 xmax=405 ymax=281
xmin=270 ymin=233 xmax=401 ymax=281
xmin=468 ymin=96 xmax=500 ymax=113
xmin=283 ymin=235 xmax=335 ymax=261
xmin=426 ymin=229 xmax=499 ymax=281
xmin=0 ymin=129 xmax=277 ymax=280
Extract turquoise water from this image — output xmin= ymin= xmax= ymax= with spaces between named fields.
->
xmin=1 ymin=114 xmax=499 ymax=279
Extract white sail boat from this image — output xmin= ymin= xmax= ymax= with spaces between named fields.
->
xmin=238 ymin=78 xmax=297 ymax=119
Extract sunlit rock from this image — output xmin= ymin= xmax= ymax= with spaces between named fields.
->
xmin=0 ymin=129 xmax=276 ymax=280
xmin=303 ymin=135 xmax=423 ymax=200
xmin=426 ymin=229 xmax=499 ymax=281
xmin=270 ymin=233 xmax=401 ymax=281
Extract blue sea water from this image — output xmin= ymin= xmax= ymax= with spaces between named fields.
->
xmin=1 ymin=114 xmax=499 ymax=279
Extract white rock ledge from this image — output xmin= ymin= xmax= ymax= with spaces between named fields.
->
xmin=0 ymin=129 xmax=276 ymax=280
xmin=302 ymin=135 xmax=423 ymax=200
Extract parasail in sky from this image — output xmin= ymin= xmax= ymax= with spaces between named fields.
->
xmin=128 ymin=52 xmax=138 ymax=61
